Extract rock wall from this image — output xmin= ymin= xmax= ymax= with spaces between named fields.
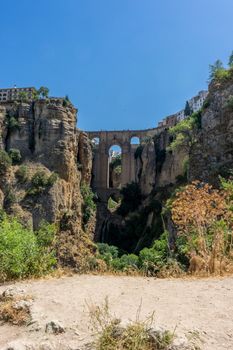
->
xmin=0 ymin=99 xmax=94 ymax=269
xmin=136 ymin=130 xmax=187 ymax=195
xmin=190 ymin=76 xmax=233 ymax=183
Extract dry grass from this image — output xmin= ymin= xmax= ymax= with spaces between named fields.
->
xmin=0 ymin=294 xmax=33 ymax=325
xmin=87 ymin=298 xmax=174 ymax=350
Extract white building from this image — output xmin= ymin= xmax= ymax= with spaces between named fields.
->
xmin=157 ymin=90 xmax=208 ymax=127
xmin=175 ymin=90 xmax=208 ymax=122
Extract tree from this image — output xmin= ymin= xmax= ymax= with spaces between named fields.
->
xmin=168 ymin=111 xmax=201 ymax=156
xmin=32 ymin=89 xmax=39 ymax=100
xmin=38 ymin=86 xmax=49 ymax=99
xmin=18 ymin=91 xmax=28 ymax=102
xmin=184 ymin=101 xmax=192 ymax=117
xmin=228 ymin=51 xmax=233 ymax=67
xmin=209 ymin=59 xmax=224 ymax=80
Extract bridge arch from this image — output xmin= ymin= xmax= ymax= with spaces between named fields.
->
xmin=86 ymin=127 xmax=160 ymax=197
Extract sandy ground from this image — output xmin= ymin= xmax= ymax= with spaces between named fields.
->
xmin=0 ymin=274 xmax=233 ymax=349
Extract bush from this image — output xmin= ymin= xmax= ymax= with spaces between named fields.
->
xmin=4 ymin=186 xmax=17 ymax=206
xmin=0 ymin=214 xmax=56 ymax=281
xmin=27 ymin=170 xmax=58 ymax=196
xmin=8 ymin=148 xmax=21 ymax=165
xmin=15 ymin=165 xmax=28 ymax=183
xmin=81 ymin=184 xmax=96 ymax=226
xmin=97 ymin=243 xmax=119 ymax=259
xmin=88 ymin=298 xmax=174 ymax=350
xmin=0 ymin=150 xmax=12 ymax=175
xmin=225 ymin=96 xmax=233 ymax=111
xmin=139 ymin=232 xmax=169 ymax=275
xmin=112 ymin=254 xmax=139 ymax=271
xmin=7 ymin=116 xmax=19 ymax=131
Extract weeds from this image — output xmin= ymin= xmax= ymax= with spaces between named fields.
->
xmin=0 ymin=294 xmax=33 ymax=325
xmin=87 ymin=298 xmax=174 ymax=350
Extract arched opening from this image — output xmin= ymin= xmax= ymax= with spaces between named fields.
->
xmin=91 ymin=137 xmax=100 ymax=147
xmin=108 ymin=145 xmax=122 ymax=189
xmin=130 ymin=136 xmax=140 ymax=145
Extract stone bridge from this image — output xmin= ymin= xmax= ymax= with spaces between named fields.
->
xmin=86 ymin=127 xmax=162 ymax=201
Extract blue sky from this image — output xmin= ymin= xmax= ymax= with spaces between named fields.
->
xmin=0 ymin=0 xmax=232 ymax=131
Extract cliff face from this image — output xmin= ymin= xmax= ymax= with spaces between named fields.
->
xmin=0 ymin=99 xmax=94 ymax=269
xmin=190 ymin=77 xmax=233 ymax=183
xmin=136 ymin=130 xmax=186 ymax=195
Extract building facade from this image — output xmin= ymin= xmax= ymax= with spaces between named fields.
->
xmin=158 ymin=90 xmax=208 ymax=127
xmin=0 ymin=87 xmax=36 ymax=102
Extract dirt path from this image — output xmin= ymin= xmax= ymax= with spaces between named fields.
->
xmin=0 ymin=274 xmax=233 ymax=349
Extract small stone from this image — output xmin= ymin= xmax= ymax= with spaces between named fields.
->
xmin=12 ymin=299 xmax=32 ymax=310
xmin=45 ymin=320 xmax=65 ymax=335
xmin=1 ymin=287 xmax=26 ymax=300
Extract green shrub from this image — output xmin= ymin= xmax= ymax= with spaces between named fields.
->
xmin=47 ymin=172 xmax=59 ymax=186
xmin=139 ymin=232 xmax=169 ymax=275
xmin=7 ymin=116 xmax=19 ymax=131
xmin=81 ymin=184 xmax=96 ymax=226
xmin=8 ymin=148 xmax=22 ymax=165
xmin=4 ymin=186 xmax=16 ymax=206
xmin=109 ymin=254 xmax=139 ymax=271
xmin=15 ymin=165 xmax=29 ymax=183
xmin=0 ymin=150 xmax=12 ymax=175
xmin=27 ymin=170 xmax=58 ymax=196
xmin=0 ymin=214 xmax=56 ymax=281
xmin=225 ymin=96 xmax=233 ymax=111
xmin=97 ymin=243 xmax=119 ymax=259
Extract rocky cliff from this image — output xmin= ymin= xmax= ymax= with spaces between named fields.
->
xmin=0 ymin=99 xmax=95 ymax=270
xmin=190 ymin=75 xmax=233 ymax=183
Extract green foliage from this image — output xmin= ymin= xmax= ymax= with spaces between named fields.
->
xmin=229 ymin=51 xmax=233 ymax=67
xmin=202 ymin=98 xmax=210 ymax=109
xmin=96 ymin=232 xmax=172 ymax=275
xmin=111 ymin=254 xmax=139 ymax=271
xmin=27 ymin=171 xmax=58 ymax=196
xmin=209 ymin=59 xmax=224 ymax=81
xmin=168 ymin=111 xmax=201 ymax=153
xmin=225 ymin=96 xmax=233 ymax=111
xmin=110 ymin=154 xmax=121 ymax=168
xmin=97 ymin=243 xmax=119 ymax=259
xmin=117 ymin=182 xmax=142 ymax=216
xmin=0 ymin=214 xmax=56 ymax=281
xmin=15 ymin=165 xmax=29 ymax=183
xmin=7 ymin=115 xmax=19 ymax=131
xmin=4 ymin=186 xmax=16 ymax=206
xmin=8 ymin=148 xmax=21 ymax=165
xmin=107 ymin=197 xmax=119 ymax=210
xmin=81 ymin=183 xmax=96 ymax=226
xmin=18 ymin=91 xmax=28 ymax=102
xmin=62 ymin=95 xmax=71 ymax=107
xmin=139 ymin=232 xmax=169 ymax=274
xmin=184 ymin=101 xmax=192 ymax=116
xmin=0 ymin=150 xmax=12 ymax=175
xmin=38 ymin=86 xmax=49 ymax=99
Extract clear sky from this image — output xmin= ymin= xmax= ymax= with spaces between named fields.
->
xmin=0 ymin=0 xmax=232 ymax=131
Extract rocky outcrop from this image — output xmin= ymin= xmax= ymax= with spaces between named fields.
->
xmin=190 ymin=76 xmax=233 ymax=183
xmin=0 ymin=99 xmax=95 ymax=269
xmin=136 ymin=130 xmax=186 ymax=195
